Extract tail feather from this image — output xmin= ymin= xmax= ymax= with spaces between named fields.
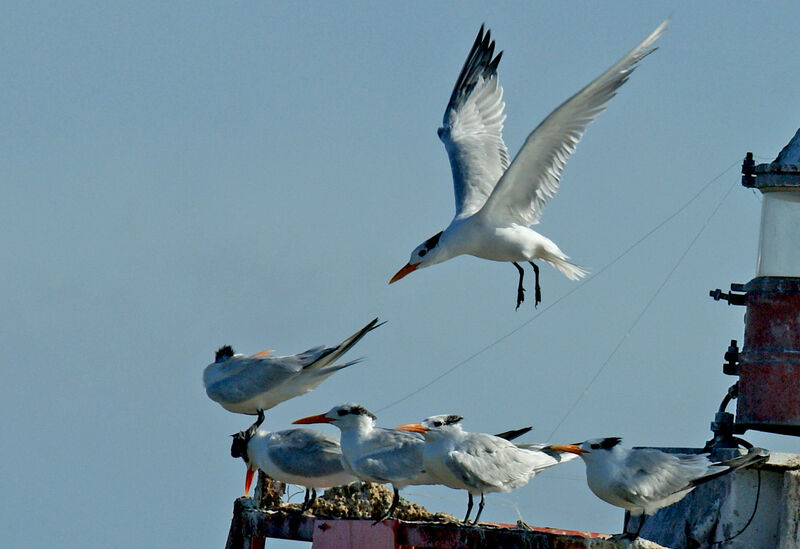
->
xmin=304 ymin=317 xmax=384 ymax=372
xmin=316 ymin=358 xmax=363 ymax=375
xmin=543 ymin=255 xmax=588 ymax=281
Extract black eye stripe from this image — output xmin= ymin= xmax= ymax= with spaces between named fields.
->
xmin=338 ymin=405 xmax=377 ymax=420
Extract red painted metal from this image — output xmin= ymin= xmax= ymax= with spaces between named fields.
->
xmin=312 ymin=520 xmax=402 ymax=549
xmin=736 ymin=277 xmax=800 ymax=435
xmin=224 ymin=498 xmax=620 ymax=548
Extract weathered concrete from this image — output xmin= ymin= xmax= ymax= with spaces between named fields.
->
xmin=640 ymin=451 xmax=800 ymax=548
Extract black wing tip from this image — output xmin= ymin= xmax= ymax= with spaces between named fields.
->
xmin=494 ymin=426 xmax=533 ymax=441
xmin=490 ymin=50 xmax=503 ymax=73
xmin=475 ymin=23 xmax=486 ymax=47
xmin=366 ymin=317 xmax=387 ymax=332
xmin=731 ymin=447 xmax=770 ymax=468
xmin=445 ymin=24 xmax=503 ymax=116
xmin=689 ymin=447 xmax=771 ymax=489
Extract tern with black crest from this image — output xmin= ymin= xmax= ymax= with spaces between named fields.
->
xmin=230 ymin=416 xmax=356 ymax=510
xmin=294 ymin=403 xmax=435 ymax=522
xmin=547 ymin=438 xmax=769 ymax=539
xmin=204 ymin=318 xmax=382 ymax=415
xmin=396 ymin=414 xmax=578 ymax=524
xmin=390 ymin=21 xmax=667 ymax=308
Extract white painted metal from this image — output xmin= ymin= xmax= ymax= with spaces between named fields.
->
xmin=756 ymin=191 xmax=800 ymax=277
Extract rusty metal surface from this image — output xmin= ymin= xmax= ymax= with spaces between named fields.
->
xmin=736 ymin=277 xmax=800 ymax=434
xmin=396 ymin=521 xmax=611 ymax=548
xmin=229 ymin=498 xmax=315 ymax=544
xmin=225 ymin=497 xmax=669 ymax=548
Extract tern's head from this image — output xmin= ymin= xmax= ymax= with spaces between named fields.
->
xmin=390 ymin=231 xmax=446 ymax=284
xmin=230 ymin=411 xmax=267 ymax=465
xmin=215 ymin=345 xmax=235 ymax=362
xmin=230 ymin=429 xmax=251 ymax=462
xmin=396 ymin=414 xmax=464 ymax=439
xmin=293 ymin=403 xmax=377 ymax=431
xmin=548 ymin=437 xmax=623 ymax=460
xmin=230 ymin=411 xmax=266 ymax=496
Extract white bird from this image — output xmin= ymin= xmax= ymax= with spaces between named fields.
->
xmin=390 ymin=21 xmax=667 ymax=309
xmin=230 ymin=416 xmax=357 ymax=510
xmin=548 ymin=438 xmax=769 ymax=538
xmin=396 ymin=414 xmax=578 ymax=524
xmin=204 ymin=318 xmax=383 ymax=415
xmin=293 ymin=403 xmax=436 ymax=522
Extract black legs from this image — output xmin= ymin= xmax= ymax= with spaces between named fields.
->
xmin=373 ymin=486 xmax=400 ymax=525
xmin=513 ymin=261 xmax=541 ymax=309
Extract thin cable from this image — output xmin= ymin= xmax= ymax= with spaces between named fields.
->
xmin=710 ymin=469 xmax=762 ymax=545
xmin=377 ymin=160 xmax=741 ymax=413
xmin=546 ymin=175 xmax=739 ymax=440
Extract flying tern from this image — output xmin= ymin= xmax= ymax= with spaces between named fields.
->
xmin=204 ymin=318 xmax=383 ymax=415
xmin=396 ymin=414 xmax=578 ymax=524
xmin=548 ymin=438 xmax=769 ymax=538
xmin=294 ymin=403 xmax=436 ymax=522
xmin=230 ymin=416 xmax=356 ymax=510
xmin=390 ymin=21 xmax=667 ymax=309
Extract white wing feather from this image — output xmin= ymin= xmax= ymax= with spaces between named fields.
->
xmin=439 ymin=26 xmax=509 ymax=219
xmin=480 ymin=19 xmax=668 ymax=226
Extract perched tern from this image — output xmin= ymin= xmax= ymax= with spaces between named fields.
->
xmin=548 ymin=438 xmax=769 ymax=538
xmin=390 ymin=21 xmax=667 ymax=309
xmin=294 ymin=403 xmax=436 ymax=522
xmin=204 ymin=318 xmax=382 ymax=415
xmin=230 ymin=416 xmax=356 ymax=510
xmin=396 ymin=414 xmax=578 ymax=524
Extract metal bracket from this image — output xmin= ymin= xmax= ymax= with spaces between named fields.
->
xmin=724 ymin=339 xmax=739 ymax=376
xmin=706 ymin=383 xmax=753 ymax=449
xmin=710 ymin=286 xmax=746 ymax=306
xmin=742 ymin=151 xmax=755 ymax=188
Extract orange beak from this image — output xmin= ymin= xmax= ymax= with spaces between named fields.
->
xmin=547 ymin=443 xmax=588 ymax=455
xmin=389 ymin=262 xmax=419 ymax=284
xmin=245 ymin=468 xmax=256 ymax=496
xmin=252 ymin=349 xmax=274 ymax=357
xmin=395 ymin=422 xmax=428 ymax=434
xmin=293 ymin=413 xmax=335 ymax=425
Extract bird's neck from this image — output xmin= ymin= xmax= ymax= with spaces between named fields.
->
xmin=339 ymin=420 xmax=375 ymax=444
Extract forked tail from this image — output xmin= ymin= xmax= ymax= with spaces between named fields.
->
xmin=543 ymin=253 xmax=588 ymax=281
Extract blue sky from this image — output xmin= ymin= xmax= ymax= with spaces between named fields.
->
xmin=3 ymin=2 xmax=800 ymax=547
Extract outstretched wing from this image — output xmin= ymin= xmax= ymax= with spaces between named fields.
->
xmin=439 ymin=25 xmax=509 ymax=219
xmin=480 ymin=20 xmax=668 ymax=226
